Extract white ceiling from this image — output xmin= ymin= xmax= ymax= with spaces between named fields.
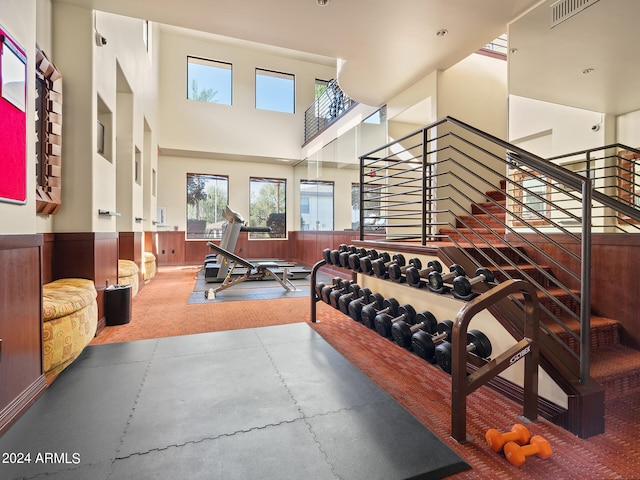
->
xmin=509 ymin=0 xmax=640 ymax=116
xmin=55 ymin=0 xmax=637 ymax=116
xmin=55 ymin=0 xmax=540 ymax=106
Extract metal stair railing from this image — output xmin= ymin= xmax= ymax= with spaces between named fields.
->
xmin=304 ymin=79 xmax=357 ymax=143
xmin=359 ymin=116 xmax=640 ymax=385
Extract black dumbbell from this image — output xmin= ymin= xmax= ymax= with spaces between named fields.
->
xmin=435 ymin=329 xmax=493 ymax=374
xmin=318 ymin=278 xmax=347 ymax=303
xmin=371 ymin=253 xmax=399 ymax=278
xmin=388 ymin=254 xmax=423 ymax=283
xmin=338 ymin=286 xmax=371 ymax=314
xmin=330 ymin=245 xmax=352 ymax=265
xmin=452 ymin=267 xmax=495 ymax=301
xmin=330 ymin=283 xmax=360 ymax=309
xmin=348 ymin=249 xmax=379 ymax=271
xmin=427 ymin=264 xmax=466 ymax=294
xmin=375 ymin=304 xmax=416 ymax=338
xmin=338 ymin=246 xmax=362 ymax=268
xmin=321 ymin=279 xmax=353 ymax=304
xmin=361 ymin=297 xmax=400 ymax=329
xmin=411 ymin=320 xmax=454 ymax=362
xmin=361 ymin=252 xmax=390 ymax=275
xmin=348 ymin=292 xmax=384 ymax=321
xmin=405 ymin=260 xmax=443 ymax=288
xmin=391 ymin=311 xmax=438 ymax=349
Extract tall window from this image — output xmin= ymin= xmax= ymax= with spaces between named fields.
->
xmin=255 ymin=68 xmax=294 ymax=113
xmin=187 ymin=57 xmax=232 ymax=105
xmin=186 ymin=173 xmax=229 ymax=239
xmin=249 ymin=177 xmax=286 ymax=239
xmin=300 ymin=180 xmax=334 ymax=231
xmin=352 ymin=183 xmax=383 ymax=231
xmin=315 ymin=78 xmax=329 ymax=99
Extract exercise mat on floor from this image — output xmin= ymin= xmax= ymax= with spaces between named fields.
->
xmin=188 ymin=267 xmax=311 ymax=304
xmin=3 ymin=323 xmax=470 ymax=480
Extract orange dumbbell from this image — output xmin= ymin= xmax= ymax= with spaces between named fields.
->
xmin=485 ymin=423 xmax=531 ymax=452
xmin=504 ymin=435 xmax=553 ymax=467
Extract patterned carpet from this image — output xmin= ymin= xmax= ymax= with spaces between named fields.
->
xmin=91 ymin=266 xmax=640 ymax=479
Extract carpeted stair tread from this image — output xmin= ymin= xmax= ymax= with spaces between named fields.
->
xmin=590 ymin=344 xmax=640 ymax=400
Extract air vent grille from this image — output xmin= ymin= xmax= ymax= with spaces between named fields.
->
xmin=550 ymin=0 xmax=600 ymax=28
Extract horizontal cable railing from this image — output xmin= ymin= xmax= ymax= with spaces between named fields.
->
xmin=359 ymin=117 xmax=640 ymax=385
xmin=304 ymin=79 xmax=357 ymax=143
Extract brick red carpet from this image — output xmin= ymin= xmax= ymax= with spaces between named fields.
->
xmin=91 ymin=266 xmax=640 ymax=479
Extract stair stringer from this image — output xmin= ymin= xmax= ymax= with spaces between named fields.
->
xmin=438 ymin=245 xmax=605 ymax=438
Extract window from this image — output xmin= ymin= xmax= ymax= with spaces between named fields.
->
xmin=255 ymin=68 xmax=294 ymax=113
xmin=511 ymin=170 xmax=550 ymax=225
xmin=352 ymin=183 xmax=383 ymax=231
xmin=187 ymin=57 xmax=232 ymax=105
xmin=186 ymin=173 xmax=229 ymax=239
xmin=315 ymin=78 xmax=329 ymax=99
xmin=249 ymin=177 xmax=286 ymax=238
xmin=300 ymin=180 xmax=334 ymax=231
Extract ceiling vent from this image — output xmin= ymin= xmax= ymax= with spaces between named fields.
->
xmin=550 ymin=0 xmax=600 ymax=28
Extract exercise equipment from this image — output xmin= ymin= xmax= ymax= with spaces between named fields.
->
xmin=452 ymin=267 xmax=495 ymax=301
xmin=427 ymin=264 xmax=466 ymax=294
xmin=504 ymin=435 xmax=553 ymax=467
xmin=391 ymin=311 xmax=438 ymax=349
xmin=204 ymin=242 xmax=298 ymax=298
xmin=434 ymin=329 xmax=493 ymax=374
xmin=411 ymin=320 xmax=454 ymax=362
xmin=204 ymin=206 xmax=310 ymax=283
xmin=338 ymin=246 xmax=366 ymax=268
xmin=361 ymin=252 xmax=390 ymax=275
xmin=361 ymin=297 xmax=400 ymax=329
xmin=321 ymin=279 xmax=352 ymax=304
xmin=348 ymin=249 xmax=379 ymax=271
xmin=330 ymin=283 xmax=360 ymax=309
xmin=485 ymin=424 xmax=531 ymax=453
xmin=315 ymin=277 xmax=343 ymax=300
xmin=371 ymin=254 xmax=398 ymax=278
xmin=348 ymin=292 xmax=384 ymax=321
xmin=388 ymin=255 xmax=422 ymax=283
xmin=338 ymin=286 xmax=371 ymax=314
xmin=375 ymin=304 xmax=416 ymax=338
xmin=405 ymin=260 xmax=443 ymax=288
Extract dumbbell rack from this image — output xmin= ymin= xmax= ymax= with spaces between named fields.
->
xmin=310 ymin=253 xmax=541 ymax=444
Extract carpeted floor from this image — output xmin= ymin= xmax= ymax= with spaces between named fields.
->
xmin=90 ymin=266 xmax=640 ymax=479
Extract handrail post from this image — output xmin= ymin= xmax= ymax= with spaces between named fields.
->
xmin=580 ymin=178 xmax=592 ymax=385
xmin=421 ymin=127 xmax=428 ymax=245
xmin=451 ymin=279 xmax=540 ymax=443
xmin=310 ymin=259 xmax=326 ymax=323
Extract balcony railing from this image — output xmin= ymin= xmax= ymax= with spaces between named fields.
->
xmin=304 ymin=79 xmax=357 ymax=143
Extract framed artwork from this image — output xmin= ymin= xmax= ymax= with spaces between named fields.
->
xmin=0 ymin=26 xmax=27 ymax=204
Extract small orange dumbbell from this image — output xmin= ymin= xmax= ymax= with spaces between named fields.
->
xmin=504 ymin=435 xmax=553 ymax=467
xmin=485 ymin=423 xmax=531 ymax=452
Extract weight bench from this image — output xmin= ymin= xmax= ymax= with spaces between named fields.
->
xmin=205 ymin=242 xmax=298 ymax=299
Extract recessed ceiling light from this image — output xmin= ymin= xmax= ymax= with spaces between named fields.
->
xmin=509 ymin=48 xmax=518 ymax=54
xmin=436 ymin=29 xmax=448 ymax=37
xmin=582 ymin=68 xmax=595 ymax=74
xmin=317 ymin=0 xmax=329 ymax=5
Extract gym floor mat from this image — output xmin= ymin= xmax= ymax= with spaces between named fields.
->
xmin=0 ymin=323 xmax=470 ymax=480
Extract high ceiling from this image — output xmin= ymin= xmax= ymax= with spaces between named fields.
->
xmin=509 ymin=0 xmax=640 ymax=116
xmin=54 ymin=0 xmax=540 ymax=106
xmin=54 ymin=0 xmax=638 ymax=116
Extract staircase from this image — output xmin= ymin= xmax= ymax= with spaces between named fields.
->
xmin=439 ymin=181 xmax=640 ymax=406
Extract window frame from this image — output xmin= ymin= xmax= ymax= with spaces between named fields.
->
xmin=186 ymin=56 xmax=233 ymax=105
xmin=249 ymin=176 xmax=287 ymax=239
xmin=186 ymin=173 xmax=230 ymax=240
xmin=255 ymin=67 xmax=295 ymax=114
xmin=300 ymin=179 xmax=334 ymax=231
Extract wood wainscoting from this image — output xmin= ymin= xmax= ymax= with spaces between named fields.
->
xmin=0 ymin=234 xmax=46 ymax=436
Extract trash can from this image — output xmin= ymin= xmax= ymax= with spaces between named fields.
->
xmin=105 ymin=284 xmax=132 ymax=326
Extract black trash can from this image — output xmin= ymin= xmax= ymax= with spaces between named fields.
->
xmin=105 ymin=284 xmax=132 ymax=326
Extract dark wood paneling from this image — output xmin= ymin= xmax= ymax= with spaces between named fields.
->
xmin=119 ymin=232 xmax=144 ymax=290
xmin=289 ymin=231 xmax=361 ymax=268
xmin=0 ymin=234 xmax=46 ymax=435
xmin=513 ymin=233 xmax=640 ymax=348
xmin=156 ymin=231 xmax=186 ymax=265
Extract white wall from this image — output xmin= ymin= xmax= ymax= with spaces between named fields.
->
xmin=509 ymin=95 xmax=609 ymax=157
xmin=158 ymin=27 xmax=335 ymax=161
xmin=617 ymin=109 xmax=640 ymax=148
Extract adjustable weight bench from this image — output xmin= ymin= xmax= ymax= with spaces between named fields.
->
xmin=205 ymin=242 xmax=298 ymax=299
